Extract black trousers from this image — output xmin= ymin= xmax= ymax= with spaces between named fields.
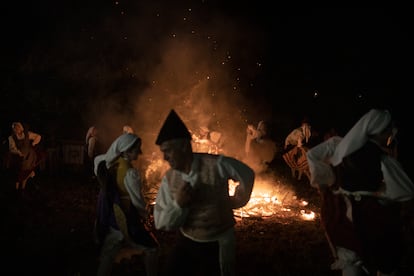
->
xmin=163 ymin=231 xmax=221 ymax=276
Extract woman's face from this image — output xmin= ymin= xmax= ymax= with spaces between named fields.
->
xmin=387 ymin=127 xmax=398 ymax=146
xmin=373 ymin=124 xmax=396 ymax=147
xmin=13 ymin=123 xmax=24 ymax=134
xmin=124 ymin=142 xmax=142 ymax=161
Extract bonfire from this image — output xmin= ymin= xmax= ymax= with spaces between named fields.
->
xmin=142 ymin=130 xmax=317 ymax=223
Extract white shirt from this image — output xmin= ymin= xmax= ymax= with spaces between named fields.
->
xmin=154 ymin=154 xmax=255 ymax=239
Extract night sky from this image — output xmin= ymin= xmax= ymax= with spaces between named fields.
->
xmin=1 ymin=3 xmax=412 ymax=154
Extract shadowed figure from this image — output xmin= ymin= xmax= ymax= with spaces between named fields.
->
xmin=6 ymin=122 xmax=43 ymax=192
xmin=307 ymin=109 xmax=414 ymax=276
xmin=244 ymin=120 xmax=278 ymax=175
xmin=282 ymin=120 xmax=311 ymax=181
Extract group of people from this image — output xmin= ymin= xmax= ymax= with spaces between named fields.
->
xmin=93 ymin=110 xmax=255 ymax=276
xmin=2 ymin=121 xmax=135 ymax=192
xmin=3 ymin=107 xmax=413 ymax=275
xmin=92 ymin=107 xmax=414 ymax=276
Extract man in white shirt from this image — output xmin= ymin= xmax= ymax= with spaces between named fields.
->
xmin=153 ymin=109 xmax=255 ymax=276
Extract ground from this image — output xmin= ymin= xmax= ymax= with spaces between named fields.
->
xmin=2 ymin=157 xmax=413 ymax=276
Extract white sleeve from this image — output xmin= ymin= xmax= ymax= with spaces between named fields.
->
xmin=124 ymin=168 xmax=147 ymax=214
xmin=306 ymin=136 xmax=342 ymax=189
xmin=153 ymin=176 xmax=189 ymax=231
xmin=93 ymin=154 xmax=106 ymax=176
xmin=381 ymin=155 xmax=414 ymax=202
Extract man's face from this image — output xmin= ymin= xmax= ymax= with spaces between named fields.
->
xmin=160 ymin=139 xmax=187 ymax=171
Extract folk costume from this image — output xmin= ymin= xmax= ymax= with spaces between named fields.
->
xmin=283 ymin=121 xmax=311 ymax=180
xmin=94 ymin=133 xmax=159 ymax=276
xmin=153 ymin=109 xmax=255 ymax=276
xmin=307 ymin=109 xmax=414 ymax=275
xmin=8 ymin=122 xmax=42 ymax=190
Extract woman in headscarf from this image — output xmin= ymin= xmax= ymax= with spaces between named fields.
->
xmin=94 ymin=133 xmax=159 ymax=276
xmin=282 ymin=119 xmax=312 ymax=180
xmin=307 ymin=109 xmax=414 ymax=276
xmin=8 ymin=122 xmax=42 ymax=191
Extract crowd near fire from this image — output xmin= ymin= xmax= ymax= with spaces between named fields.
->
xmin=2 ymin=2 xmax=413 ymax=275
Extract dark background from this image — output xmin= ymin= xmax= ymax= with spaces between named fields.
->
xmin=1 ymin=3 xmax=412 ymax=168
xmin=1 ymin=3 xmax=413 ymax=275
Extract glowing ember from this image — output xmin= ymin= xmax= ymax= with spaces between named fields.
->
xmin=300 ymin=210 xmax=316 ymax=220
xmin=229 ymin=178 xmax=316 ymax=221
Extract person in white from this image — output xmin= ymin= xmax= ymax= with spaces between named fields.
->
xmin=153 ymin=109 xmax=255 ymax=276
xmin=307 ymin=108 xmax=414 ymax=276
xmin=284 ymin=120 xmax=311 ymax=149
xmin=244 ymin=120 xmax=277 ymax=174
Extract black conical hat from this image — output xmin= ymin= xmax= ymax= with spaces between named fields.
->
xmin=155 ymin=109 xmax=192 ymax=145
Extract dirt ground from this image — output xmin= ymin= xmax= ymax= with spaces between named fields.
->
xmin=2 ymin=158 xmax=414 ymax=276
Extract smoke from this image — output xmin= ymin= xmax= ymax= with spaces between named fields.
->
xmin=128 ymin=37 xmax=245 ymax=157
xmin=14 ymin=1 xmax=271 ymax=158
xmin=83 ymin=2 xmax=270 ymax=159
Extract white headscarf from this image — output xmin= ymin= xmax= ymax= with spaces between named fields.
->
xmin=94 ymin=133 xmax=139 ymax=175
xmin=330 ymin=109 xmax=391 ymax=166
xmin=307 ymin=136 xmax=342 ymax=188
xmin=307 ymin=108 xmax=414 ymax=201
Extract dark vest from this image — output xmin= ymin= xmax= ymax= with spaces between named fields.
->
xmin=166 ymin=153 xmax=235 ymax=240
xmin=12 ymin=130 xmax=32 ymax=156
xmin=335 ymin=141 xmax=384 ymax=192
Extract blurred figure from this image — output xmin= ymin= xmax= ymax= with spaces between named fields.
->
xmin=307 ymin=109 xmax=414 ymax=276
xmin=7 ymin=122 xmax=42 ymax=191
xmin=282 ymin=119 xmax=312 ymax=181
xmin=94 ymin=133 xmax=159 ymax=276
xmin=84 ymin=126 xmax=104 ymax=178
xmin=122 ymin=125 xmax=134 ymax=134
xmin=153 ymin=109 xmax=255 ymax=276
xmin=192 ymin=126 xmax=225 ymax=155
xmin=244 ymin=120 xmax=277 ymax=174
xmin=284 ymin=119 xmax=312 ymax=150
